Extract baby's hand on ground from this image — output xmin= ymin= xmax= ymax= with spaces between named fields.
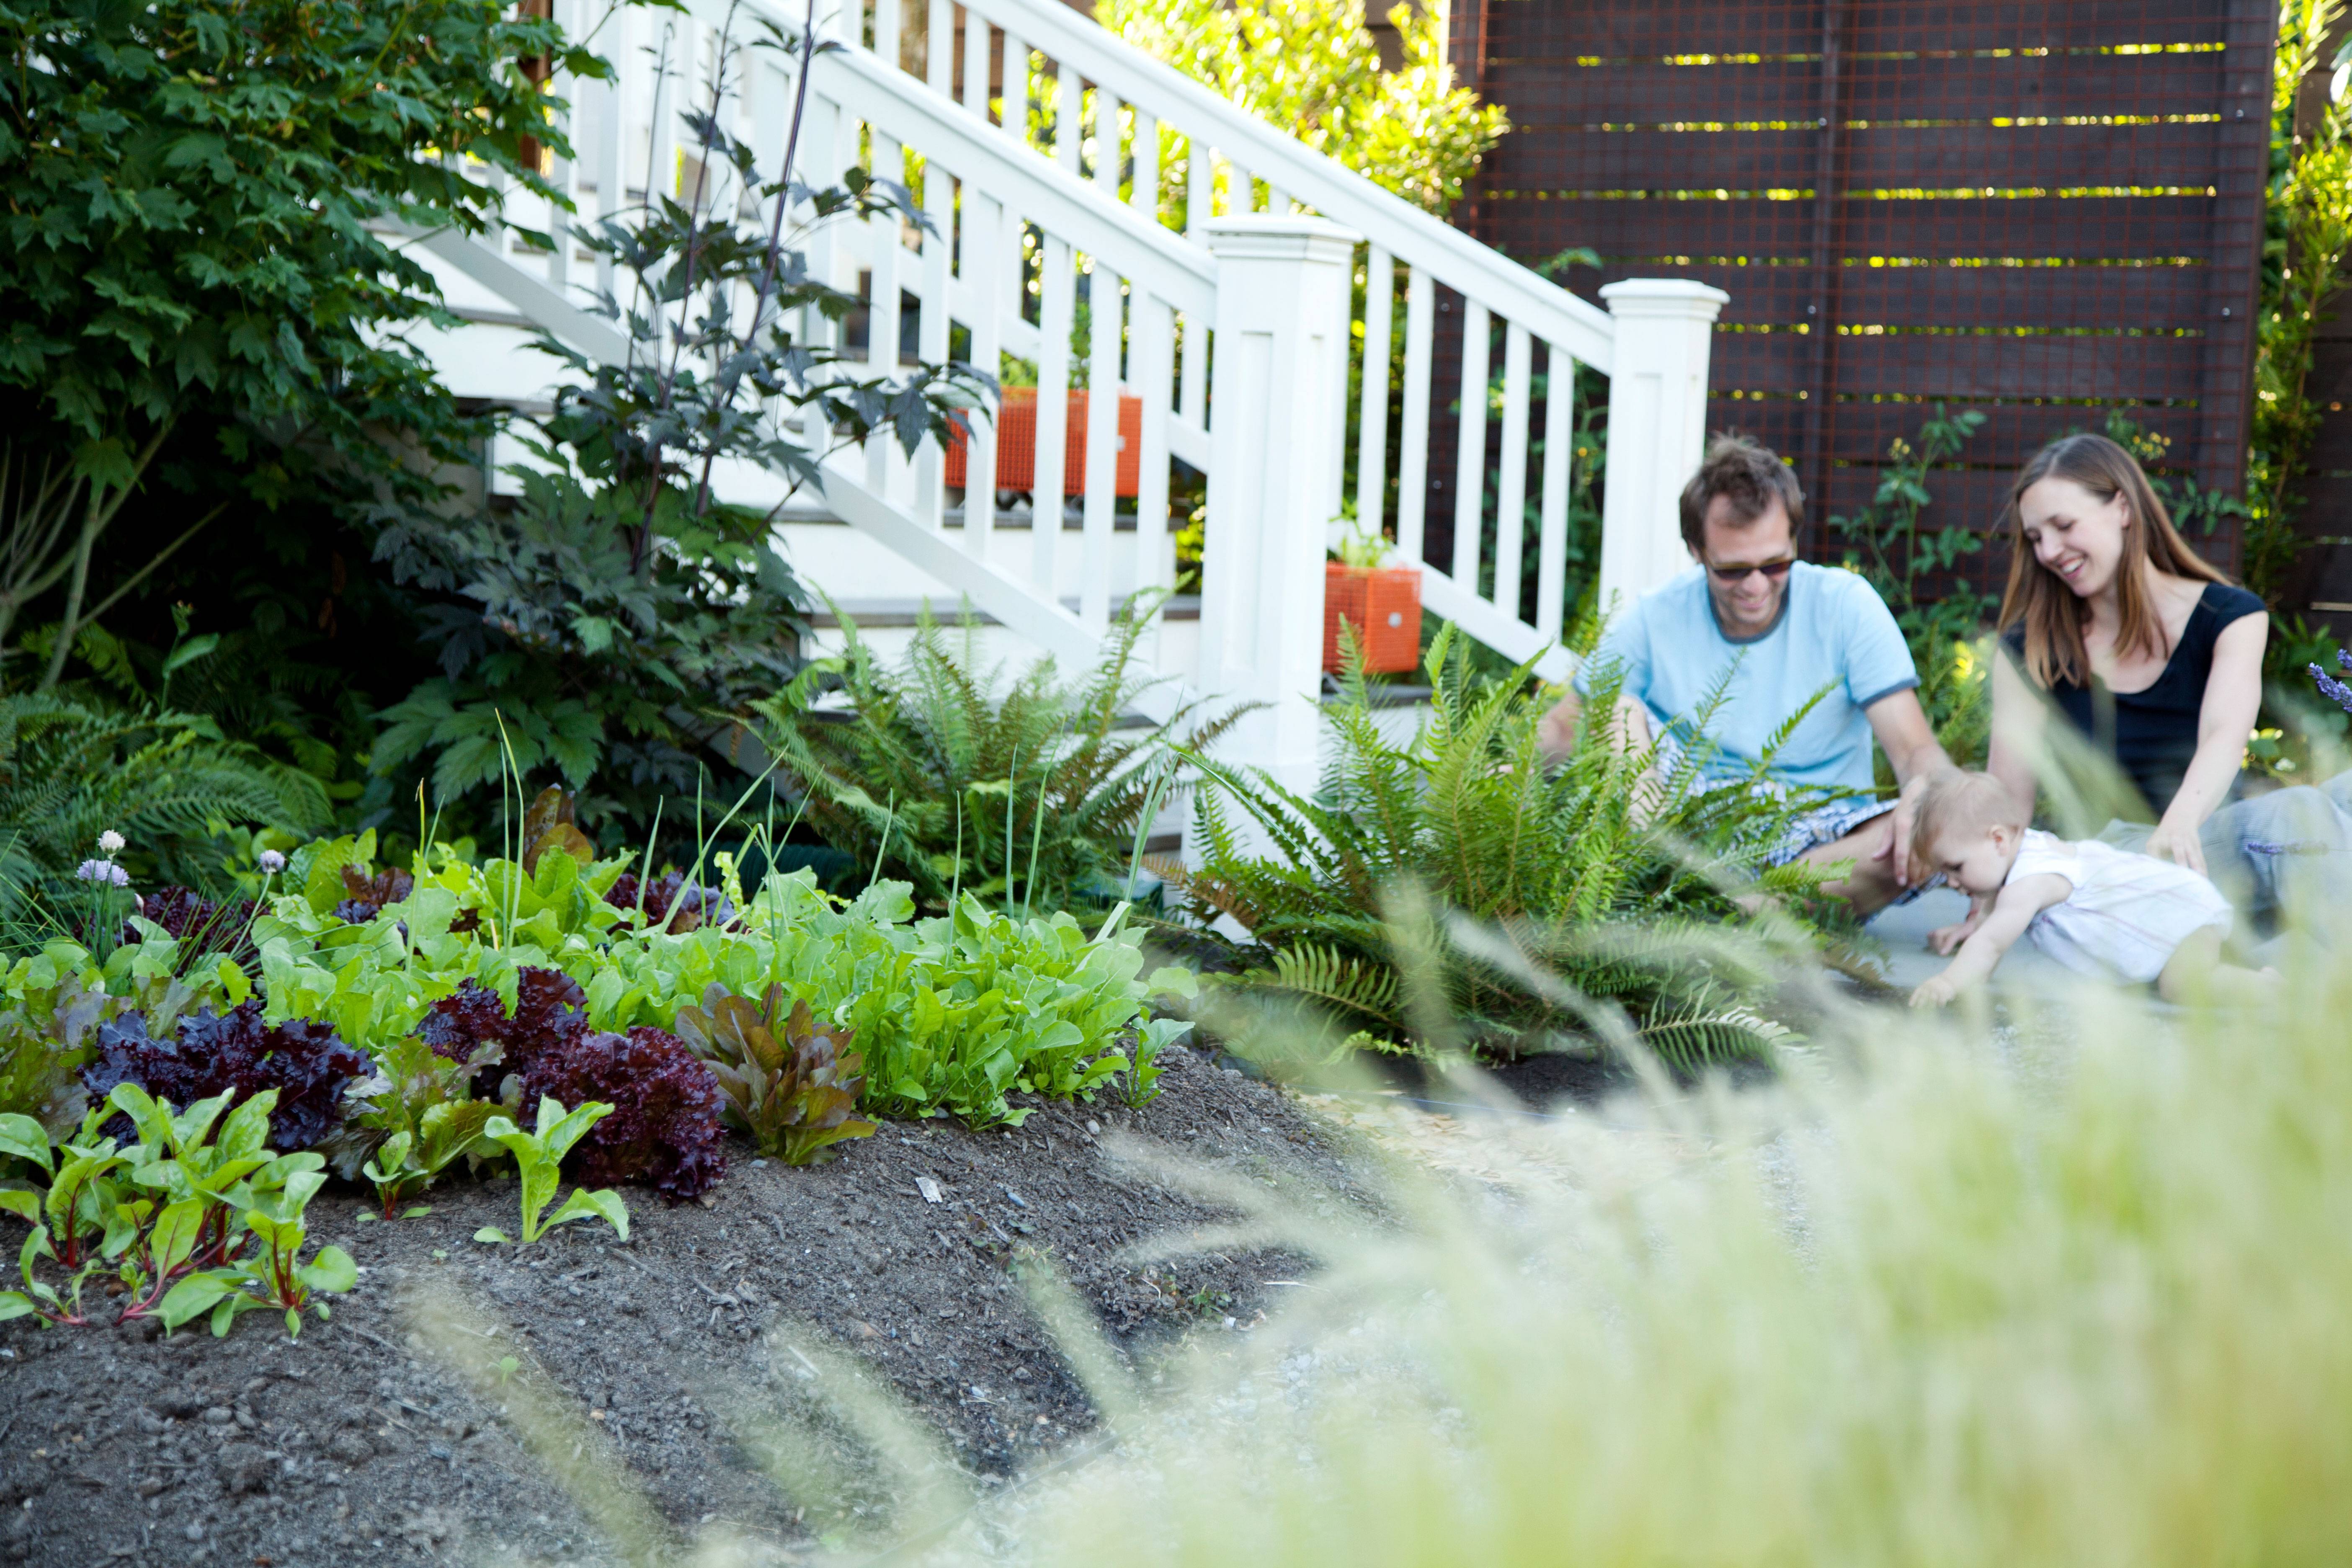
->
xmin=1909 ymin=973 xmax=1960 ymax=1008
xmin=1926 ymin=920 xmax=1978 ymax=956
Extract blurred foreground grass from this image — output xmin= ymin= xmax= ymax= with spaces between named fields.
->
xmin=443 ymin=913 xmax=2352 ymax=1567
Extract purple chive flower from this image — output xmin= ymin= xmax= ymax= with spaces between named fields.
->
xmin=257 ymin=849 xmax=287 ymax=876
xmin=75 ymin=859 xmax=129 ymax=887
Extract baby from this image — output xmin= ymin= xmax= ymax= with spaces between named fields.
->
xmin=1905 ymin=769 xmax=2275 ymax=1008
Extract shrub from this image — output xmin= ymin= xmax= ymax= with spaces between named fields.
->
xmin=1168 ymin=628 xmax=1836 ymax=1068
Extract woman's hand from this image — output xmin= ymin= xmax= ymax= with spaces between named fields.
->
xmin=2145 ymin=818 xmax=2208 ymax=876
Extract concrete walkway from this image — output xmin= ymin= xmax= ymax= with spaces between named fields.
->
xmin=1862 ymin=886 xmax=2083 ymax=997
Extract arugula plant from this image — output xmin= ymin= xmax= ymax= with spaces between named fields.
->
xmin=671 ymin=983 xmax=877 ymax=1165
xmin=472 ymin=1098 xmax=630 ymax=1247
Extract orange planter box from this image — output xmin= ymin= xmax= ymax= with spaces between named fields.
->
xmin=945 ymin=387 xmax=1142 ymax=498
xmin=1323 ymin=563 xmax=1423 ymax=674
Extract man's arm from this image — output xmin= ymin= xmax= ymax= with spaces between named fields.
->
xmin=1863 ymin=687 xmax=1955 ymax=887
xmin=1539 ymin=687 xmax=1656 ymax=763
xmin=1909 ymin=872 xmax=2070 ymax=1007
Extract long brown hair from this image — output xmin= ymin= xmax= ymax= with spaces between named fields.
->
xmin=1996 ymin=433 xmax=2229 ymax=687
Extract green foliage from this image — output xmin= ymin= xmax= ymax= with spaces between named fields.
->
xmin=1829 ymin=405 xmax=1993 ymax=767
xmin=0 ymin=694 xmax=327 ymax=936
xmin=370 ymin=14 xmax=989 ymax=837
xmin=574 ymin=866 xmax=1196 ymax=1130
xmin=1169 ymin=628 xmax=1832 ymax=1068
xmin=671 ymin=983 xmax=878 ymax=1166
xmin=370 ymin=458 xmax=806 ymax=827
xmin=472 ymin=1096 xmax=629 ymax=1248
xmin=1098 ymin=0 xmax=1508 ymax=216
xmin=0 ymin=1083 xmax=351 ymax=1336
xmin=2247 ymin=0 xmax=2352 ymax=606
xmin=758 ymin=601 xmax=1238 ymax=916
xmin=0 ymin=0 xmax=581 ymax=685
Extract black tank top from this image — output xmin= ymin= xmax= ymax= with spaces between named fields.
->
xmin=2001 ymin=582 xmax=2267 ymax=815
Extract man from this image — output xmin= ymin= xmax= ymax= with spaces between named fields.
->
xmin=1539 ymin=433 xmax=1950 ymax=914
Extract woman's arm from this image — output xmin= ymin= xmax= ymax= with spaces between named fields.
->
xmin=1985 ymin=649 xmax=2043 ymax=822
xmin=1910 ymin=872 xmax=2072 ymax=1007
xmin=2146 ymin=613 xmax=2267 ymax=874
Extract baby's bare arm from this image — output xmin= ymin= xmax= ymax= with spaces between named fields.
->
xmin=1911 ymin=873 xmax=2072 ymax=1007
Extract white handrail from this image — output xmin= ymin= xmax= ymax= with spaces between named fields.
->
xmin=940 ymin=0 xmax=1615 ymax=374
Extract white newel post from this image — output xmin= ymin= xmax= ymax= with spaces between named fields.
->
xmin=1195 ymin=215 xmax=1362 ymax=799
xmin=1596 ymin=279 xmax=1730 ymax=612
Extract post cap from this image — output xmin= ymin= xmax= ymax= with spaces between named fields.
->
xmin=1598 ymin=278 xmax=1732 ymax=321
xmin=1198 ymin=214 xmax=1364 ymax=265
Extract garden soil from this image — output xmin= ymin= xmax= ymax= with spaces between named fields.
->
xmin=0 ymin=1044 xmax=1364 ymax=1567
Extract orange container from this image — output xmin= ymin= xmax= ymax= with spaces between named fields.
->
xmin=1323 ymin=563 xmax=1423 ymax=674
xmin=944 ymin=387 xmax=1142 ymax=497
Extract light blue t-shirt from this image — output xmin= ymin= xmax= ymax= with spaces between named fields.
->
xmin=1572 ymin=562 xmax=1917 ymax=792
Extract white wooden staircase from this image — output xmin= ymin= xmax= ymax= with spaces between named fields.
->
xmin=401 ymin=0 xmax=1728 ymax=793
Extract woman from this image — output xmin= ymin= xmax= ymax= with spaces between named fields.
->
xmin=1988 ymin=433 xmax=2352 ymax=925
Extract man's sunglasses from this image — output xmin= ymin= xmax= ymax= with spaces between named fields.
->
xmin=1705 ymin=557 xmax=1796 ymax=583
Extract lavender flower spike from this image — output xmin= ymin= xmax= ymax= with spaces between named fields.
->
xmin=257 ymin=849 xmax=287 ymax=876
xmin=2313 ymin=656 xmax=2352 ymax=716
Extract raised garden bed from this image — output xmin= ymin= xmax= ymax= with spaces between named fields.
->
xmin=0 ymin=1044 xmax=1352 ymax=1566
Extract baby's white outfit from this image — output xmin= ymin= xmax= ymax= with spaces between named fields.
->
xmin=2006 ymin=829 xmax=2233 ymax=983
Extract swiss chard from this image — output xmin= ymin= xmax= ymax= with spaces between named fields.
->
xmin=360 ymin=1099 xmax=498 ymax=1218
xmin=472 ymin=1097 xmax=629 ymax=1246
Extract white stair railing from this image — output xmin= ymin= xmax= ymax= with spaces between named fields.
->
xmin=417 ymin=0 xmax=1727 ymax=790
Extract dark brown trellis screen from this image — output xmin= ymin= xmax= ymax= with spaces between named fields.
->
xmin=1447 ymin=0 xmax=2275 ymax=585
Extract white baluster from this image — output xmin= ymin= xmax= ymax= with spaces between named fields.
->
xmin=1534 ymin=340 xmax=1575 ymax=643
xmin=1597 ymin=280 xmax=1728 ymax=609
xmin=1494 ymin=321 xmax=1532 ymax=618
xmin=917 ymin=157 xmax=954 ymax=526
xmin=867 ymin=130 xmax=905 ymax=493
xmin=1132 ymin=289 xmax=1176 ymax=622
xmin=1196 ymin=216 xmax=1362 ymax=800
xmin=1450 ymin=300 xmax=1490 ymax=588
xmin=1179 ymin=138 xmax=1211 ymax=423
xmin=1226 ymin=156 xmax=1251 ymax=215
xmin=1055 ymin=60 xmax=1083 ymax=175
xmin=1093 ymin=87 xmax=1121 ymax=198
xmin=1033 ymin=235 xmax=1075 ymax=595
xmin=1130 ymin=108 xmax=1159 ymax=225
xmin=874 ymin=0 xmax=899 ymax=70
xmin=961 ymin=8 xmax=991 ymax=119
xmin=1000 ymin=28 xmax=1028 ymax=142
xmin=587 ymin=25 xmax=625 ymax=307
xmin=1081 ymin=261 xmax=1122 ymax=631
xmin=1354 ymin=244 xmax=1393 ymax=540
xmin=927 ymin=0 xmax=953 ymax=92
xmin=646 ymin=15 xmax=681 ymax=211
xmin=1393 ymin=266 xmax=1434 ymax=565
xmin=963 ymin=188 xmax=1003 ymax=561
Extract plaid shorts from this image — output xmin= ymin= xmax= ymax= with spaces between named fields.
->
xmin=1767 ymin=794 xmax=1899 ymax=867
